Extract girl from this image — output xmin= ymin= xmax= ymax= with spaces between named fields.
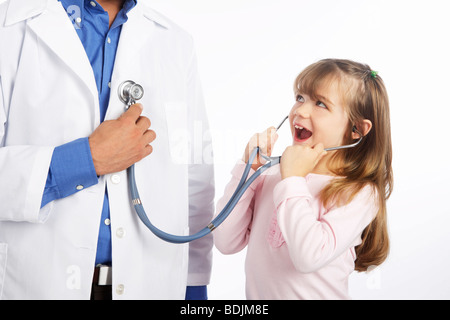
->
xmin=214 ymin=59 xmax=393 ymax=300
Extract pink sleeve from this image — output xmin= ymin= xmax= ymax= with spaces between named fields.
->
xmin=213 ymin=160 xmax=262 ymax=255
xmin=273 ymin=177 xmax=378 ymax=273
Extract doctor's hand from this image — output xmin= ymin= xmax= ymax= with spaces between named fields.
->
xmin=88 ymin=103 xmax=156 ymax=176
xmin=242 ymin=127 xmax=278 ymax=171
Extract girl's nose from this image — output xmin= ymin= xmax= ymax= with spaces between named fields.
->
xmin=293 ymin=102 xmax=312 ymax=118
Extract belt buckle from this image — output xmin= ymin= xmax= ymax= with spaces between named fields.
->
xmin=98 ymin=265 xmax=112 ymax=286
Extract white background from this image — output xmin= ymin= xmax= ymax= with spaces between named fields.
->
xmin=145 ymin=0 xmax=450 ymax=300
xmin=3 ymin=0 xmax=449 ymax=299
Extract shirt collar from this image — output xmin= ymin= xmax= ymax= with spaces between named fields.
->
xmin=4 ymin=0 xmax=170 ymax=30
xmin=58 ymin=0 xmax=137 ymax=29
xmin=59 ymin=0 xmax=137 ymax=9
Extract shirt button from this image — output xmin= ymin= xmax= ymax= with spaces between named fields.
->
xmin=104 ymin=218 xmax=111 ymax=226
xmin=108 ymin=82 xmax=111 ymax=88
xmin=90 ymin=1 xmax=96 ymax=7
xmin=107 ymin=37 xmax=111 ymax=44
xmin=116 ymin=284 xmax=125 ymax=295
xmin=75 ymin=17 xmax=82 ymax=24
xmin=111 ymin=174 xmax=121 ymax=184
xmin=116 ymin=227 xmax=125 ymax=238
xmin=76 ymin=185 xmax=84 ymax=191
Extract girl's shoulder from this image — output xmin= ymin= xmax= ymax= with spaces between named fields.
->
xmin=322 ymin=177 xmax=379 ymax=211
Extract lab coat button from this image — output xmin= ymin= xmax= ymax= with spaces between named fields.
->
xmin=116 ymin=284 xmax=124 ymax=295
xmin=76 ymin=185 xmax=84 ymax=190
xmin=111 ymin=174 xmax=121 ymax=184
xmin=116 ymin=227 xmax=125 ymax=238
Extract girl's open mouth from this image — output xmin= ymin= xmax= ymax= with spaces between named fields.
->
xmin=294 ymin=124 xmax=312 ymax=142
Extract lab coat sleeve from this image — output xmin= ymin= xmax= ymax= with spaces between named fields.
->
xmin=0 ymin=74 xmax=54 ymax=223
xmin=186 ymin=45 xmax=215 ymax=286
xmin=273 ymin=177 xmax=378 ymax=273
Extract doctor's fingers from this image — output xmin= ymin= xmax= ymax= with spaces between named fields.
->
xmin=142 ymin=129 xmax=157 ymax=145
xmin=120 ymin=103 xmax=143 ymax=122
xmin=142 ymin=144 xmax=154 ymax=157
xmin=136 ymin=115 xmax=151 ymax=132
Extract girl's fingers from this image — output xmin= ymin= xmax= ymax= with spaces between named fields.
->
xmin=260 ymin=127 xmax=277 ymax=154
xmin=313 ymin=143 xmax=327 ymax=161
xmin=243 ymin=127 xmax=279 ymax=168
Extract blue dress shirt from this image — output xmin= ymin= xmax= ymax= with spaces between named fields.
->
xmin=40 ymin=0 xmax=206 ymax=299
xmin=42 ymin=0 xmax=137 ymax=266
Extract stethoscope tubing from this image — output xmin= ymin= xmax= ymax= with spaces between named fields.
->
xmin=128 ymin=146 xmax=276 ymax=244
xmin=128 ymin=121 xmax=362 ymax=244
xmin=275 ymin=115 xmax=363 ymax=152
xmin=120 ymin=80 xmax=364 ymax=244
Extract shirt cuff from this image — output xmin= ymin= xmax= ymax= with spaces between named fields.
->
xmin=45 ymin=138 xmax=98 ymax=201
xmin=185 ymin=286 xmax=207 ymax=300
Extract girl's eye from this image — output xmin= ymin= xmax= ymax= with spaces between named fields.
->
xmin=296 ymin=95 xmax=305 ymax=103
xmin=317 ymin=101 xmax=327 ymax=109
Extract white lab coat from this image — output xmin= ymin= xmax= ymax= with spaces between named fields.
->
xmin=0 ymin=0 xmax=214 ymax=299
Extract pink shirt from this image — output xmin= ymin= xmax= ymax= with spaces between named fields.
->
xmin=214 ymin=161 xmax=377 ymax=300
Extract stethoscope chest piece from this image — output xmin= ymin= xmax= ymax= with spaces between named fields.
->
xmin=118 ymin=80 xmax=144 ymax=108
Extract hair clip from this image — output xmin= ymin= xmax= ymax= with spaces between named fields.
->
xmin=370 ymin=70 xmax=378 ymax=79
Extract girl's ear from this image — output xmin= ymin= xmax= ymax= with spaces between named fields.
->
xmin=352 ymin=119 xmax=372 ymax=139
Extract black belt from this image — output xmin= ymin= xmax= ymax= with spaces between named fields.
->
xmin=91 ymin=265 xmax=112 ymax=300
xmin=92 ymin=265 xmax=112 ymax=286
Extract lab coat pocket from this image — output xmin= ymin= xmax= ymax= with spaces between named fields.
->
xmin=164 ymin=102 xmax=189 ymax=164
xmin=0 ymin=243 xmax=7 ymax=298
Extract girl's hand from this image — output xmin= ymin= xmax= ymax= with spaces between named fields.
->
xmin=280 ymin=143 xmax=327 ymax=179
xmin=242 ymin=127 xmax=278 ymax=171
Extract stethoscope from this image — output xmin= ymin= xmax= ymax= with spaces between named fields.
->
xmin=118 ymin=81 xmax=364 ymax=244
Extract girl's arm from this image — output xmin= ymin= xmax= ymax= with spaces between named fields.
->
xmin=273 ymin=177 xmax=378 ymax=273
xmin=214 ymin=127 xmax=277 ymax=254
xmin=213 ymin=161 xmax=261 ymax=254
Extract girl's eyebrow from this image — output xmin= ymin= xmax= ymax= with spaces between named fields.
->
xmin=316 ymin=94 xmax=335 ymax=107
xmin=296 ymin=90 xmax=336 ymax=107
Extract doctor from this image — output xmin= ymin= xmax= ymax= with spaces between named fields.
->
xmin=0 ymin=0 xmax=215 ymax=300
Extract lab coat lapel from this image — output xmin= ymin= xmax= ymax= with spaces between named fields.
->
xmin=4 ymin=0 xmax=48 ymax=25
xmin=113 ymin=4 xmax=151 ymax=78
xmin=113 ymin=2 xmax=170 ymax=78
xmin=26 ymin=0 xmax=99 ymax=112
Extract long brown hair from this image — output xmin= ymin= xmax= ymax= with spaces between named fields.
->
xmin=294 ymin=59 xmax=393 ymax=272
